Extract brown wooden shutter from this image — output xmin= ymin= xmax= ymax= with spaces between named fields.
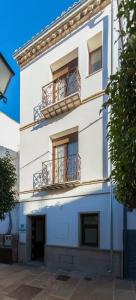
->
xmin=52 ymin=132 xmax=78 ymax=147
xmin=52 ymin=138 xmax=70 ymax=147
xmin=53 ymin=65 xmax=69 ymax=81
xmin=53 ymin=58 xmax=78 ymax=81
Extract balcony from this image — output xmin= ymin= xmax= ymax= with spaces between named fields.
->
xmin=34 ymin=154 xmax=81 ymax=190
xmin=34 ymin=68 xmax=81 ymax=121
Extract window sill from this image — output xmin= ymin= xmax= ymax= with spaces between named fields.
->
xmin=85 ymin=68 xmax=102 ymax=79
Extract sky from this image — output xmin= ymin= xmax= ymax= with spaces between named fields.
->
xmin=0 ymin=0 xmax=77 ymax=123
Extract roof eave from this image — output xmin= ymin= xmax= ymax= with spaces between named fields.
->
xmin=13 ymin=0 xmax=88 ymax=58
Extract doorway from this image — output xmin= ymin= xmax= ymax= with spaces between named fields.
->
xmin=124 ymin=230 xmax=136 ymax=279
xmin=31 ymin=216 xmax=45 ymax=261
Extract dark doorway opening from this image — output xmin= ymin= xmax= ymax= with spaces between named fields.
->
xmin=31 ymin=216 xmax=45 ymax=261
xmin=124 ymin=229 xmax=136 ymax=279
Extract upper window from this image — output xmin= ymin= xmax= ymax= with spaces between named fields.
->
xmin=89 ymin=47 xmax=102 ymax=75
xmin=52 ymin=58 xmax=78 ymax=103
xmin=81 ymin=213 xmax=99 ymax=247
xmin=52 ymin=132 xmax=78 ymax=184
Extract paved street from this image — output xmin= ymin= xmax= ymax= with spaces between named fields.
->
xmin=0 ymin=263 xmax=135 ymax=300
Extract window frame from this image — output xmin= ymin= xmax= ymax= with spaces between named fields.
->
xmin=89 ymin=46 xmax=102 ymax=75
xmin=52 ymin=132 xmax=78 ymax=183
xmin=80 ymin=213 xmax=99 ymax=247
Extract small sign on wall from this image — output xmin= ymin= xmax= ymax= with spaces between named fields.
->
xmin=19 ymin=224 xmax=26 ymax=232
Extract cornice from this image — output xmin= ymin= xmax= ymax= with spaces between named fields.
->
xmin=14 ymin=0 xmax=111 ymax=68
xmin=19 ymin=178 xmax=109 ymax=195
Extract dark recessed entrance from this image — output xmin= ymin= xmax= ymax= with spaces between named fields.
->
xmin=31 ymin=216 xmax=45 ymax=261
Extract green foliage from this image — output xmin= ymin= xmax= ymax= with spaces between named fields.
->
xmin=0 ymin=152 xmax=17 ymax=220
xmin=104 ymin=0 xmax=136 ymax=208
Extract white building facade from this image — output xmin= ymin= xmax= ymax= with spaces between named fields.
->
xmin=14 ymin=0 xmax=135 ymax=277
xmin=0 ymin=112 xmax=19 ymax=235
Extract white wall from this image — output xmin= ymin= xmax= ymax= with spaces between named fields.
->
xmin=0 ymin=112 xmax=19 ymax=152
xmin=18 ymin=1 xmax=128 ymax=252
xmin=20 ymin=4 xmax=111 ymax=126
xmin=20 ymin=5 xmax=111 ymax=194
xmin=19 ymin=190 xmax=123 ymax=250
xmin=20 ymin=97 xmax=106 ymax=192
xmin=0 ymin=206 xmax=19 ymax=234
xmin=0 ymin=146 xmax=19 ymax=234
xmin=127 ymin=210 xmax=136 ymax=230
xmin=0 ymin=112 xmax=19 ymax=234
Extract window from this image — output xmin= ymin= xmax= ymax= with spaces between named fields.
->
xmin=52 ymin=132 xmax=78 ymax=183
xmin=81 ymin=213 xmax=99 ymax=247
xmin=52 ymin=58 xmax=78 ymax=102
xmin=89 ymin=47 xmax=102 ymax=75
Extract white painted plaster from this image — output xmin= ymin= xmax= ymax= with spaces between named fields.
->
xmin=18 ymin=1 xmax=136 ymax=256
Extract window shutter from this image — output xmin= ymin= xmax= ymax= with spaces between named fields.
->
xmin=53 ymin=58 xmax=78 ymax=81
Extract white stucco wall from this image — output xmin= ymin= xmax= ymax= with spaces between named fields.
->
xmin=0 ymin=113 xmax=19 ymax=234
xmin=0 ymin=146 xmax=19 ymax=234
xmin=20 ymin=4 xmax=111 ymax=193
xmin=18 ymin=0 xmax=135 ymax=254
xmin=127 ymin=210 xmax=136 ymax=230
xmin=0 ymin=206 xmax=19 ymax=234
xmin=20 ymin=4 xmax=111 ymax=126
xmin=20 ymin=96 xmax=107 ymax=193
xmin=0 ymin=112 xmax=19 ymax=152
xmin=19 ymin=189 xmax=123 ymax=251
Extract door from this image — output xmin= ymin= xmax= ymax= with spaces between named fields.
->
xmin=31 ymin=216 xmax=45 ymax=261
xmin=53 ymin=144 xmax=66 ymax=183
xmin=124 ymin=230 xmax=136 ymax=279
xmin=54 ymin=77 xmax=66 ymax=102
xmin=66 ymin=70 xmax=77 ymax=96
xmin=53 ymin=58 xmax=78 ymax=103
xmin=67 ymin=140 xmax=78 ymax=181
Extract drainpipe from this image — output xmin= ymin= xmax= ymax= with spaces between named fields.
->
xmin=116 ymin=0 xmax=124 ymax=49
xmin=116 ymin=0 xmax=126 ymax=279
xmin=109 ymin=0 xmax=125 ymax=275
xmin=7 ymin=212 xmax=12 ymax=235
xmin=123 ymin=206 xmax=127 ymax=278
xmin=108 ymin=0 xmax=114 ymax=274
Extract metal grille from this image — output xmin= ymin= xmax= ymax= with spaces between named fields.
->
xmin=34 ymin=68 xmax=80 ymax=121
xmin=33 ymin=154 xmax=81 ymax=189
xmin=42 ymin=68 xmax=81 ymax=107
xmin=33 ymin=102 xmax=45 ymax=121
xmin=33 ymin=171 xmax=43 ymax=189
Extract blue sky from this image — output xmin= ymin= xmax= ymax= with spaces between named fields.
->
xmin=0 ymin=0 xmax=76 ymax=123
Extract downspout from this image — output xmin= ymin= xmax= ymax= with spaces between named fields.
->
xmin=7 ymin=212 xmax=12 ymax=235
xmin=123 ymin=207 xmax=127 ymax=278
xmin=109 ymin=0 xmax=114 ymax=273
xmin=116 ymin=0 xmax=126 ymax=279
xmin=109 ymin=0 xmax=125 ymax=277
xmin=117 ymin=0 xmax=127 ymax=278
xmin=109 ymin=0 xmax=124 ymax=276
xmin=116 ymin=0 xmax=124 ymax=49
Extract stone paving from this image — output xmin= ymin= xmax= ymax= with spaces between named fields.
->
xmin=0 ymin=263 xmax=135 ymax=300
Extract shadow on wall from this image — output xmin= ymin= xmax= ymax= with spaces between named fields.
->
xmin=88 ymin=14 xmax=109 ymax=180
xmin=0 ymin=205 xmax=19 ymax=235
xmin=32 ymin=114 xmax=103 ymax=190
xmin=28 ymin=14 xmax=110 ymax=190
xmin=19 ymin=182 xmax=123 ymax=253
xmin=21 ymin=151 xmax=50 ymax=170
xmin=32 ymin=109 xmax=72 ymax=131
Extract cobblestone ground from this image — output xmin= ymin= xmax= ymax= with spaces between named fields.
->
xmin=0 ymin=263 xmax=135 ymax=300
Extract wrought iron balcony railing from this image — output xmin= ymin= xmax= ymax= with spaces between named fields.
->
xmin=42 ymin=68 xmax=80 ymax=107
xmin=34 ymin=68 xmax=81 ymax=121
xmin=33 ymin=154 xmax=81 ymax=190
